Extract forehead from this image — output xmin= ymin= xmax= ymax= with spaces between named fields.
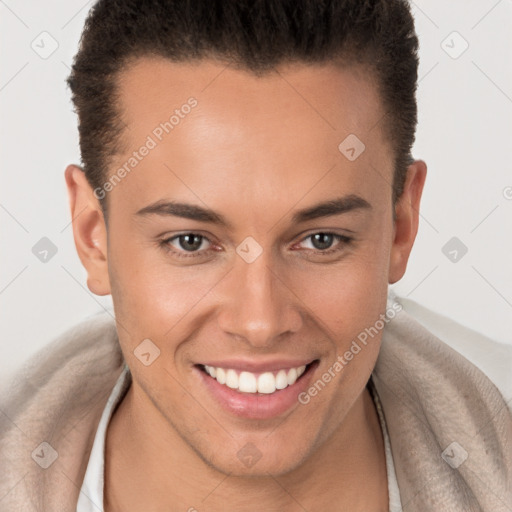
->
xmin=109 ymin=57 xmax=392 ymax=211
xmin=116 ymin=56 xmax=385 ymax=135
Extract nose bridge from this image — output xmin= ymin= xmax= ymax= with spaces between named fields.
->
xmin=217 ymin=249 xmax=302 ymax=347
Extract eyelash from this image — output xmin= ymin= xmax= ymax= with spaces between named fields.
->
xmin=159 ymin=232 xmax=354 ymax=259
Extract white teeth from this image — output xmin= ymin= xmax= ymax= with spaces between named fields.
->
xmin=275 ymin=370 xmax=288 ymax=390
xmin=205 ymin=365 xmax=217 ymax=378
xmin=239 ymin=371 xmax=257 ymax=393
xmin=216 ymin=367 xmax=226 ymax=384
xmin=287 ymin=368 xmax=298 ymax=386
xmin=225 ymin=369 xmax=238 ymax=389
xmin=203 ymin=363 xmax=310 ymax=394
xmin=257 ymin=372 xmax=277 ymax=394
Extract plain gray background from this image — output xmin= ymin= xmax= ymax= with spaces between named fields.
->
xmin=1 ymin=0 xmax=512 ymax=388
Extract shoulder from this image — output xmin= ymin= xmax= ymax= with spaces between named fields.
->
xmin=388 ymin=291 xmax=512 ymax=409
xmin=3 ymin=310 xmax=121 ymax=392
xmin=0 ymin=309 xmax=124 ymax=435
xmin=0 ymin=311 xmax=125 ymax=510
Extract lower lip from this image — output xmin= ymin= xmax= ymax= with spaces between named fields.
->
xmin=195 ymin=361 xmax=319 ymax=420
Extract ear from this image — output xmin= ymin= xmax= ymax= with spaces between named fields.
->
xmin=388 ymin=159 xmax=427 ymax=284
xmin=64 ymin=164 xmax=111 ymax=296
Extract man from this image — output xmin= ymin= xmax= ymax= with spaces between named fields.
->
xmin=1 ymin=1 xmax=511 ymax=511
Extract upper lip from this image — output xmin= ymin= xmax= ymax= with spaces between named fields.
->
xmin=198 ymin=358 xmax=316 ymax=373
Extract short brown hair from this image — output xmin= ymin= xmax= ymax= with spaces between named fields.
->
xmin=67 ymin=0 xmax=419 ymax=208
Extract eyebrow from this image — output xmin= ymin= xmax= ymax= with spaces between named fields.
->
xmin=291 ymin=194 xmax=371 ymax=223
xmin=135 ymin=194 xmax=371 ymax=227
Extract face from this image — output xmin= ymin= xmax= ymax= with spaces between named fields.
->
xmin=66 ymin=57 xmax=425 ymax=477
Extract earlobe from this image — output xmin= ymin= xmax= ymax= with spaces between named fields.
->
xmin=388 ymin=159 xmax=427 ymax=284
xmin=64 ymin=164 xmax=111 ymax=296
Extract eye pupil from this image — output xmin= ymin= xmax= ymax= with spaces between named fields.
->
xmin=311 ymin=233 xmax=334 ymax=250
xmin=179 ymin=234 xmax=203 ymax=251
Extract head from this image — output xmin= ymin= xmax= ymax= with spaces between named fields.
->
xmin=65 ymin=0 xmax=426 ymax=476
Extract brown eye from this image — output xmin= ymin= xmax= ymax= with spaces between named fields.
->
xmin=178 ymin=234 xmax=203 ymax=251
xmin=167 ymin=233 xmax=210 ymax=253
xmin=310 ymin=233 xmax=335 ymax=250
xmin=296 ymin=232 xmax=354 ymax=256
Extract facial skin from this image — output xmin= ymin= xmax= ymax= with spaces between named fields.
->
xmin=65 ymin=57 xmax=426 ymax=511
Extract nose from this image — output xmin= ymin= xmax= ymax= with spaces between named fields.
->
xmin=216 ymin=250 xmax=303 ymax=348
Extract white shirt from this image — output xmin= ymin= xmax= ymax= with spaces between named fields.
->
xmin=76 ymin=363 xmax=402 ymax=512
xmin=76 ymin=363 xmax=131 ymax=512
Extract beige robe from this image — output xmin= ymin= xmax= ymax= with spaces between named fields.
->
xmin=1 ymin=298 xmax=511 ymax=511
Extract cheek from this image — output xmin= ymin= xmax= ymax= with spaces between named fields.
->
xmin=291 ymin=242 xmax=391 ymax=335
xmin=107 ymin=234 xmax=226 ymax=335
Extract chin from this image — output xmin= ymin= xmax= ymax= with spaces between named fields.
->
xmin=206 ymin=444 xmax=309 ymax=478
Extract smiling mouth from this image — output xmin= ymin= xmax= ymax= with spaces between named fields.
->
xmin=197 ymin=361 xmax=318 ymax=395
